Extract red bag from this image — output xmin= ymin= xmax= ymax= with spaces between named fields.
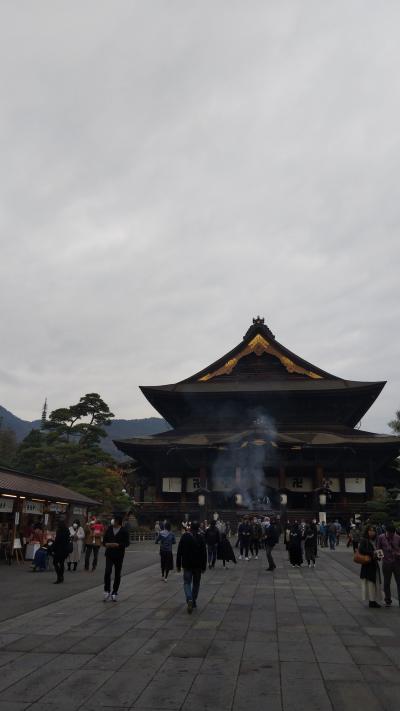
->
xmin=353 ymin=550 xmax=371 ymax=565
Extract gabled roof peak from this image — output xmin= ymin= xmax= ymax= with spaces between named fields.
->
xmin=244 ymin=316 xmax=275 ymax=341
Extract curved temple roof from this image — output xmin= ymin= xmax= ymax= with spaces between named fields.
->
xmin=138 ymin=318 xmax=386 ymax=429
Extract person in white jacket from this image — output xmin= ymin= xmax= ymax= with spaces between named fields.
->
xmin=67 ymin=520 xmax=85 ymax=571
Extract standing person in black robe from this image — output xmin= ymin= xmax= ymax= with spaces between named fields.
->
xmin=217 ymin=532 xmax=237 ymax=569
xmin=304 ymin=525 xmax=316 ymax=567
xmin=53 ymin=519 xmax=72 ymax=584
xmin=288 ymin=523 xmax=303 ymax=567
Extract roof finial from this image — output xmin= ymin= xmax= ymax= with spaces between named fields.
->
xmin=244 ymin=316 xmax=275 ymax=340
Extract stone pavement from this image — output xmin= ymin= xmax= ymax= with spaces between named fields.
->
xmin=0 ymin=544 xmax=399 ymax=711
xmin=0 ymin=544 xmax=156 ymax=622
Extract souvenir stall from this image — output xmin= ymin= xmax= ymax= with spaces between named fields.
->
xmin=0 ymin=466 xmax=99 ymax=563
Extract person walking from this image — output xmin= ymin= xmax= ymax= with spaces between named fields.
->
xmin=288 ymin=523 xmax=303 ymax=567
xmin=238 ymin=517 xmax=252 ymax=560
xmin=250 ymin=517 xmax=262 ymax=560
xmin=84 ymin=515 xmax=104 ymax=571
xmin=327 ymin=522 xmax=337 ymax=550
xmin=102 ymin=515 xmax=130 ymax=602
xmin=176 ymin=520 xmax=207 ymax=614
xmin=264 ymin=518 xmax=278 ymax=571
xmin=67 ymin=520 xmax=85 ymax=571
xmin=53 ymin=519 xmax=72 ymax=584
xmin=304 ymin=524 xmax=316 ymax=567
xmin=377 ymin=524 xmax=400 ymax=607
xmin=155 ymin=521 xmax=176 ymax=581
xmin=205 ymin=520 xmax=220 ymax=569
xmin=349 ymin=524 xmax=361 ymax=552
xmin=358 ymin=525 xmax=382 ymax=608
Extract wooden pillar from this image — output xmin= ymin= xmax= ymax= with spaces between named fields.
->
xmin=235 ymin=466 xmax=241 ymax=487
xmin=199 ymin=467 xmax=207 ymax=488
xmin=278 ymin=465 xmax=286 ymax=489
xmin=315 ymin=465 xmax=324 ymax=488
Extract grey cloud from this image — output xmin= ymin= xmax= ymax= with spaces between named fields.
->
xmin=0 ymin=1 xmax=399 ymax=432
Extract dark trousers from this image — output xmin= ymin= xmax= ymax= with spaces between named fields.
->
xmin=207 ymin=544 xmax=218 ymax=567
xmin=250 ymin=539 xmax=260 ymax=556
xmin=85 ymin=544 xmax=100 ymax=570
xmin=265 ymin=544 xmax=276 ymax=569
xmin=54 ymin=556 xmax=66 ymax=582
xmin=183 ymin=568 xmax=201 ymax=603
xmin=104 ymin=555 xmax=124 ymax=594
xmin=239 ymin=537 xmax=249 ymax=557
xmin=382 ymin=561 xmax=400 ymax=603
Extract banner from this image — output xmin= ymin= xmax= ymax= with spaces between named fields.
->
xmin=162 ymin=477 xmax=182 ymax=493
xmin=23 ymin=500 xmax=44 ymax=515
xmin=0 ymin=497 xmax=15 ymax=513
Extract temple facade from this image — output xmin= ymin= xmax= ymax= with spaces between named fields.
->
xmin=114 ymin=318 xmax=400 ymax=522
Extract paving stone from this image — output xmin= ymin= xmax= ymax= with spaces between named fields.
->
xmin=40 ymin=668 xmax=114 ymax=709
xmin=379 ymin=646 xmax=400 ymax=667
xmin=363 ymin=627 xmax=396 ymax=637
xmin=132 ymin=657 xmax=202 ymax=708
xmin=0 ymin=650 xmax=23 ymax=667
xmin=3 ymin=634 xmax=54 ymax=652
xmin=0 ymin=634 xmax=24 ymax=649
xmin=282 ymin=678 xmax=333 ymax=710
xmin=181 ymin=671 xmax=236 ymax=711
xmin=1 ymin=666 xmax=73 ymax=703
xmin=0 ymin=703 xmax=30 ymax=711
xmin=369 ymin=682 xmax=400 ymax=711
xmin=359 ymin=665 xmax=400 ymax=684
xmin=280 ymin=661 xmax=322 ymax=680
xmin=278 ymin=640 xmax=315 ymax=662
xmin=319 ymin=663 xmax=363 ymax=681
xmin=348 ymin=646 xmax=393 ymax=666
xmin=0 ymin=653 xmax=57 ymax=692
xmin=325 ymin=681 xmax=383 ymax=711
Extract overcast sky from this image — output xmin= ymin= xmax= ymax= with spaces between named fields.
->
xmin=1 ymin=1 xmax=400 ymax=433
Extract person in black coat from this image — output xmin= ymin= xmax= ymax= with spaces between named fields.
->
xmin=217 ymin=532 xmax=237 ymax=568
xmin=52 ymin=520 xmax=72 ymax=584
xmin=102 ymin=515 xmax=130 ymax=601
xmin=358 ymin=525 xmax=382 ymax=608
xmin=205 ymin=521 xmax=220 ymax=569
xmin=288 ymin=523 xmax=303 ymax=567
xmin=176 ymin=520 xmax=207 ymax=614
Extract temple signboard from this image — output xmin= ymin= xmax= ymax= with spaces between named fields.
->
xmin=345 ymin=477 xmax=366 ymax=493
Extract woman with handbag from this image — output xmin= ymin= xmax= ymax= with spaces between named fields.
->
xmin=356 ymin=525 xmax=382 ymax=608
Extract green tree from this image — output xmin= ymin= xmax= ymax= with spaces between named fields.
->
xmin=15 ymin=394 xmax=128 ymax=512
xmin=0 ymin=418 xmax=17 ymax=467
xmin=388 ymin=409 xmax=400 ymax=435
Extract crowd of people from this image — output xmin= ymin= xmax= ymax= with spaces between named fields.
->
xmin=28 ymin=514 xmax=130 ymax=602
xmin=153 ymin=515 xmax=400 ymax=614
xmin=15 ymin=511 xmax=400 ymax=614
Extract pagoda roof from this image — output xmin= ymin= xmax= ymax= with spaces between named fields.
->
xmin=180 ymin=317 xmax=336 ymax=383
xmin=138 ymin=318 xmax=387 ymax=428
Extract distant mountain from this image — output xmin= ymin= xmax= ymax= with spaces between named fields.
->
xmin=0 ymin=405 xmax=169 ymax=461
xmin=103 ymin=418 xmax=170 ymax=459
xmin=0 ymin=405 xmax=41 ymax=440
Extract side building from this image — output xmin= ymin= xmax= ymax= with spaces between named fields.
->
xmin=114 ymin=318 xmax=400 ymax=523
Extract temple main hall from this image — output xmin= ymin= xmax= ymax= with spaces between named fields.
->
xmin=114 ymin=318 xmax=400 ymax=521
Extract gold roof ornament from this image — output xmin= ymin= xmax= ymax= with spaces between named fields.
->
xmin=199 ymin=334 xmax=323 ymax=382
